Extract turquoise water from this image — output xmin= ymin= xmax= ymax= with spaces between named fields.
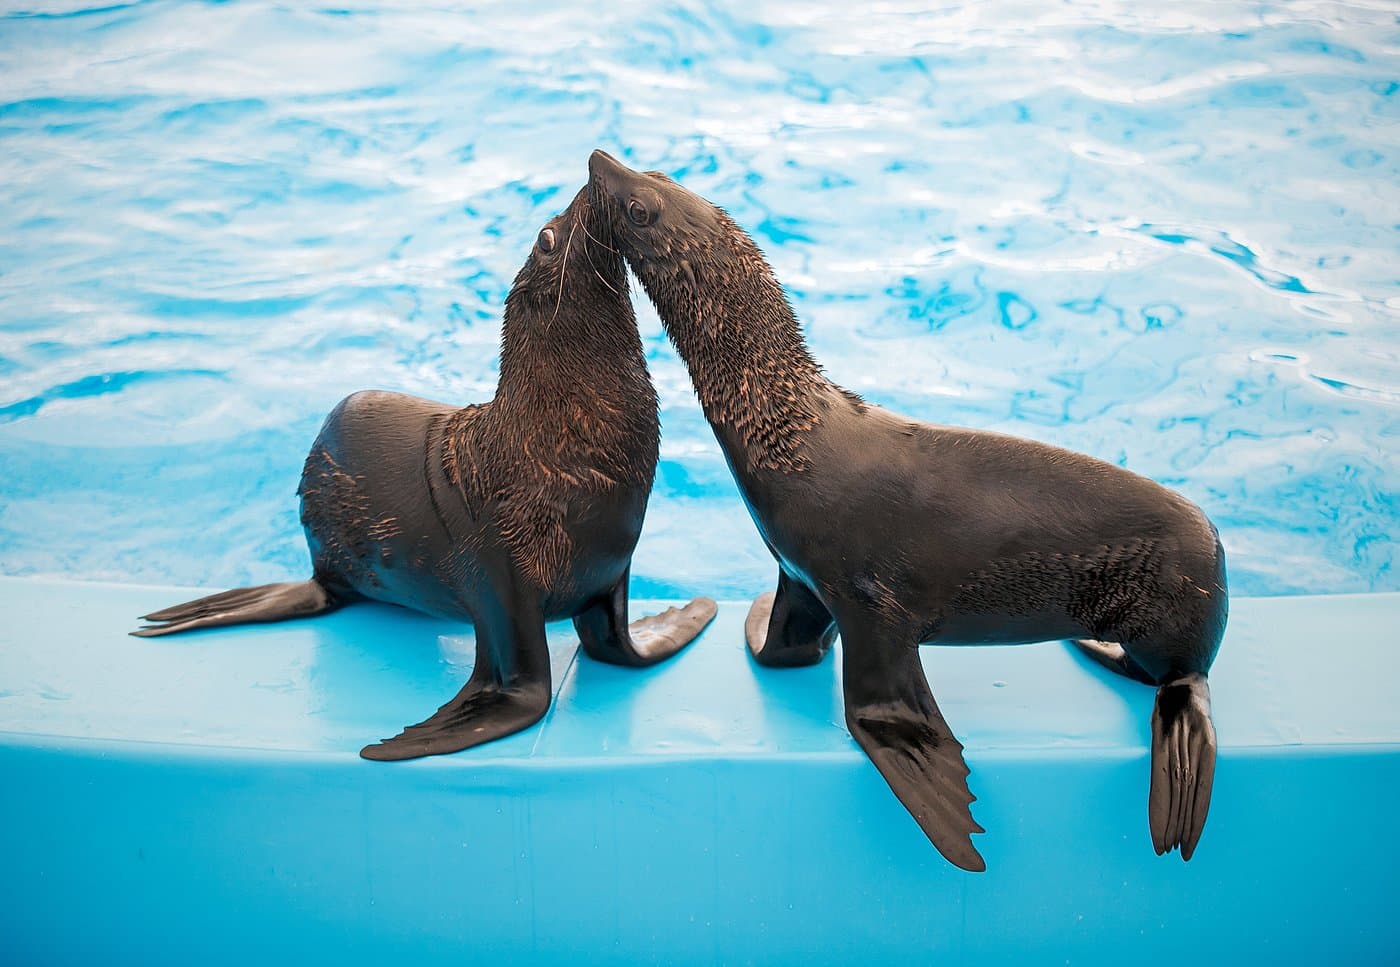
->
xmin=0 ymin=1 xmax=1396 ymax=599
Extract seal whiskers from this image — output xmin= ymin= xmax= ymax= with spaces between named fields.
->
xmin=548 ymin=216 xmax=580 ymax=330
xmin=573 ymin=198 xmax=623 ymax=297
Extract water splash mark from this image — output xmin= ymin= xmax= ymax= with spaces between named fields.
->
xmin=1010 ymin=388 xmax=1066 ymax=426
xmin=756 ymin=214 xmax=814 ymax=246
xmin=997 ymin=292 xmax=1036 ymax=330
xmin=251 ymin=679 xmax=297 ymax=694
xmin=1308 ymin=374 xmax=1400 ymax=406
xmin=0 ymin=369 xmax=225 ymax=424
xmin=1140 ymin=303 xmax=1183 ymax=330
xmin=142 ymin=294 xmax=314 ymax=318
xmin=882 ymin=268 xmax=990 ymax=334
xmin=1130 ymin=223 xmax=1317 ymax=296
xmin=1 ymin=3 xmax=148 ymax=21
xmin=1060 ymin=295 xmax=1136 ymax=331
xmin=0 ymin=95 xmax=153 ymax=119
xmin=1250 ymin=350 xmax=1400 ymax=406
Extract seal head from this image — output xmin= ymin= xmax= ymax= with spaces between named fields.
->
xmin=587 ymin=150 xmax=830 ymax=473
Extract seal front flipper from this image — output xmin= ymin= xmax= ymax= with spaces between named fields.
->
xmin=1149 ymin=673 xmax=1216 ymax=860
xmin=1072 ymin=638 xmax=1156 ymax=685
xmin=132 ymin=580 xmax=339 ymax=637
xmin=359 ymin=682 xmax=550 ymax=761
xmin=745 ymin=570 xmax=836 ymax=667
xmin=361 ymin=594 xmax=553 ymax=762
xmin=573 ymin=567 xmax=716 ymax=668
xmin=840 ymin=625 xmax=985 ymax=872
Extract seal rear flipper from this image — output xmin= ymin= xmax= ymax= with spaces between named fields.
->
xmin=1149 ymin=673 xmax=1216 ymax=860
xmin=574 ymin=567 xmax=717 ymax=667
xmin=132 ymin=580 xmax=337 ymax=637
xmin=626 ymin=597 xmax=717 ymax=663
xmin=745 ymin=570 xmax=837 ymax=668
xmin=841 ymin=634 xmax=986 ymax=872
xmin=1072 ymin=638 xmax=1157 ymax=686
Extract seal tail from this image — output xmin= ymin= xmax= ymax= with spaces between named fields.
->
xmin=1149 ymin=673 xmax=1217 ymax=861
xmin=131 ymin=579 xmax=339 ymax=637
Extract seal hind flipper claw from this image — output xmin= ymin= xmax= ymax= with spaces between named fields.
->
xmin=1072 ymin=638 xmax=1157 ymax=686
xmin=1148 ymin=673 xmax=1216 ymax=860
xmin=132 ymin=580 xmax=337 ymax=637
xmin=573 ymin=568 xmax=716 ymax=667
xmin=841 ymin=630 xmax=985 ymax=872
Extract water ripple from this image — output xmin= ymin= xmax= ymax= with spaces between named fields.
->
xmin=0 ymin=369 xmax=225 ymax=424
xmin=0 ymin=0 xmax=1396 ymax=598
xmin=1131 ymin=222 xmax=1318 ymax=295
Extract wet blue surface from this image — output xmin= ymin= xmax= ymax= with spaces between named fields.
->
xmin=0 ymin=2 xmax=1397 ymax=599
xmin=2 ymin=576 xmax=1398 ymax=963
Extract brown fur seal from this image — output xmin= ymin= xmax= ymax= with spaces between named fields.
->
xmin=134 ymin=183 xmax=717 ymax=762
xmin=588 ymin=149 xmax=1225 ymax=871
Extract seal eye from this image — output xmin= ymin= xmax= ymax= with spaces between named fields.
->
xmin=627 ymin=199 xmax=650 ymax=226
xmin=537 ymin=227 xmax=556 ymax=253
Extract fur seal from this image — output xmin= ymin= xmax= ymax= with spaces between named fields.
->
xmin=134 ymin=183 xmax=717 ymax=761
xmin=588 ymin=149 xmax=1226 ymax=871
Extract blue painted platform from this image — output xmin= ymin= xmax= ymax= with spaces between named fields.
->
xmin=1 ymin=577 xmax=1397 ymax=965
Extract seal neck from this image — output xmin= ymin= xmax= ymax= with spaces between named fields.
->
xmin=489 ymin=293 xmax=659 ymax=477
xmin=641 ymin=242 xmax=831 ymax=474
xmin=499 ymin=293 xmax=648 ymax=400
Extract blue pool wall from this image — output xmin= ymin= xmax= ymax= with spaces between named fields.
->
xmin=2 ymin=578 xmax=1398 ymax=964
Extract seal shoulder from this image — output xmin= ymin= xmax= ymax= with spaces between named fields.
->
xmin=297 ymin=390 xmax=457 ymax=595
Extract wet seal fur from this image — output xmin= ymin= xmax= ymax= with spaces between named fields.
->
xmin=589 ymin=149 xmax=1226 ymax=871
xmin=135 ymin=184 xmax=717 ymax=761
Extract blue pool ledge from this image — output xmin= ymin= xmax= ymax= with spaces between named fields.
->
xmin=1 ymin=577 xmax=1397 ymax=965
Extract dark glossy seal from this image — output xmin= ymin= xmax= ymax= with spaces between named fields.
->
xmin=588 ymin=149 xmax=1225 ymax=871
xmin=134 ymin=184 xmax=716 ymax=761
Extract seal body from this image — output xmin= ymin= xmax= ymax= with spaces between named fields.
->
xmin=746 ymin=405 xmax=1225 ymax=674
xmin=296 ymin=388 xmax=650 ymax=625
xmin=588 ymin=149 xmax=1225 ymax=871
xmin=135 ymin=185 xmax=716 ymax=761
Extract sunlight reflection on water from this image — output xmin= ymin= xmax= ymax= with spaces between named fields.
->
xmin=0 ymin=1 xmax=1395 ymax=598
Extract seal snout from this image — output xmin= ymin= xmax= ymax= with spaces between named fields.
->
xmin=588 ymin=149 xmax=632 ymax=195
